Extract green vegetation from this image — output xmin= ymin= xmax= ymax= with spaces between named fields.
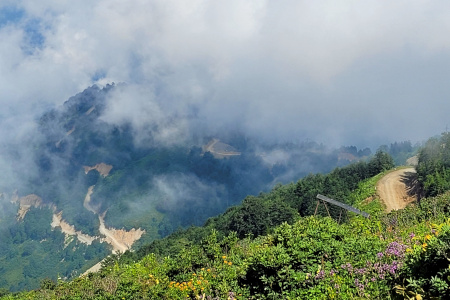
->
xmin=126 ymin=150 xmax=394 ymax=261
xmin=0 ymin=150 xmax=407 ymax=299
xmin=3 ymin=85 xmax=376 ymax=292
xmin=0 ymin=84 xmax=435 ymax=297
xmin=0 ymin=207 xmax=109 ymax=292
xmin=5 ymin=135 xmax=450 ymax=299
xmin=4 ymin=165 xmax=450 ymax=299
xmin=381 ymin=141 xmax=418 ymax=166
xmin=417 ymin=132 xmax=450 ymax=197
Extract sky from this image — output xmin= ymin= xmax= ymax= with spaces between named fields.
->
xmin=1 ymin=0 xmax=450 ymax=149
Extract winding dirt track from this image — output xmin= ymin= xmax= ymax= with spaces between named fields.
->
xmin=377 ymin=168 xmax=418 ymax=212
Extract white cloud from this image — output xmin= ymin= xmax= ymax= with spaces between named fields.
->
xmin=1 ymin=0 xmax=450 ymax=149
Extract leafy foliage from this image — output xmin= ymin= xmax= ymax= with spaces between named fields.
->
xmin=9 ymin=153 xmax=450 ymax=299
xmin=417 ymin=132 xmax=450 ymax=197
xmin=9 ymin=167 xmax=450 ymax=299
xmin=3 ymin=85 xmax=381 ymax=291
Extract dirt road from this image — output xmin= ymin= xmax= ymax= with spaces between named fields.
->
xmin=377 ymin=168 xmax=418 ymax=212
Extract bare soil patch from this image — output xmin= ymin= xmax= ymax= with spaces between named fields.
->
xmin=203 ymin=138 xmax=241 ymax=159
xmin=51 ymin=212 xmax=97 ymax=245
xmin=377 ymin=168 xmax=419 ymax=212
xmin=14 ymin=194 xmax=43 ymax=220
xmin=83 ymin=186 xmax=145 ymax=253
xmin=84 ymin=163 xmax=113 ymax=177
xmin=98 ymin=213 xmax=145 ymax=254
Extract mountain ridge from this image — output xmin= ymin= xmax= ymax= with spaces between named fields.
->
xmin=0 ymin=85 xmax=417 ymax=292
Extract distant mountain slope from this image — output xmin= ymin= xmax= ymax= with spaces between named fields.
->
xmin=0 ymin=84 xmax=381 ymax=291
xmin=7 ymin=151 xmax=444 ymax=299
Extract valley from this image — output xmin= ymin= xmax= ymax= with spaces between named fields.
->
xmin=0 ymin=85 xmax=419 ymax=292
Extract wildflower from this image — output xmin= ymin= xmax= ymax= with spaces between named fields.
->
xmin=315 ymin=270 xmax=325 ymax=280
xmin=354 ymin=278 xmax=365 ymax=291
xmin=341 ymin=262 xmax=353 ymax=272
xmin=376 ymin=252 xmax=384 ymax=259
xmin=355 ymin=268 xmax=367 ymax=275
xmin=222 ymin=255 xmax=227 ymax=259
xmin=385 ymin=241 xmax=408 ymax=258
xmin=426 ymin=234 xmax=432 ymax=241
xmin=228 ymin=262 xmax=232 ymax=266
xmin=388 ymin=261 xmax=398 ymax=275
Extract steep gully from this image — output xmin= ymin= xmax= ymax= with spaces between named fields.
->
xmin=14 ymin=163 xmax=145 ymax=256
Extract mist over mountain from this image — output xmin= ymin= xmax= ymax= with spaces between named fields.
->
xmin=0 ymin=84 xmax=381 ymax=291
xmin=0 ymin=0 xmax=448 ymax=292
xmin=1 ymin=1 xmax=450 ymax=153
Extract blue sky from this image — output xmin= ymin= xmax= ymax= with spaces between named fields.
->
xmin=1 ymin=1 xmax=450 ymax=149
xmin=0 ymin=6 xmax=24 ymax=26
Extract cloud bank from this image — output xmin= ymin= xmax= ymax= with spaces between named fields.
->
xmin=1 ymin=0 xmax=450 ymax=149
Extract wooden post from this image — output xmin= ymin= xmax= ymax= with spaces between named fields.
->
xmin=314 ymin=200 xmax=320 ymax=216
xmin=323 ymin=200 xmax=331 ymax=217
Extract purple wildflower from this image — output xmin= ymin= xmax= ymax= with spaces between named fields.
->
xmin=355 ymin=278 xmax=365 ymax=291
xmin=315 ymin=270 xmax=325 ymax=280
xmin=355 ymin=268 xmax=367 ymax=275
xmin=385 ymin=241 xmax=408 ymax=258
xmin=329 ymin=269 xmax=338 ymax=276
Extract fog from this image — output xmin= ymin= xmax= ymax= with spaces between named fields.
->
xmin=1 ymin=1 xmax=450 ymax=162
xmin=5 ymin=3 xmax=448 ymax=289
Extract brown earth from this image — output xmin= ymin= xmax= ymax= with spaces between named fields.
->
xmin=81 ymin=261 xmax=103 ymax=276
xmin=14 ymin=194 xmax=43 ymax=220
xmin=98 ymin=213 xmax=145 ymax=254
xmin=84 ymin=186 xmax=145 ymax=254
xmin=85 ymin=106 xmax=96 ymax=115
xmin=51 ymin=212 xmax=97 ymax=245
xmin=84 ymin=163 xmax=113 ymax=177
xmin=376 ymin=168 xmax=419 ymax=212
xmin=203 ymin=139 xmax=241 ymax=159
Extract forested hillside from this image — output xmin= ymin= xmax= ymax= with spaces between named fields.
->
xmin=126 ymin=149 xmax=394 ymax=261
xmin=416 ymin=132 xmax=450 ymax=197
xmin=0 ymin=85 xmax=387 ymax=292
xmin=4 ymin=140 xmax=450 ymax=299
